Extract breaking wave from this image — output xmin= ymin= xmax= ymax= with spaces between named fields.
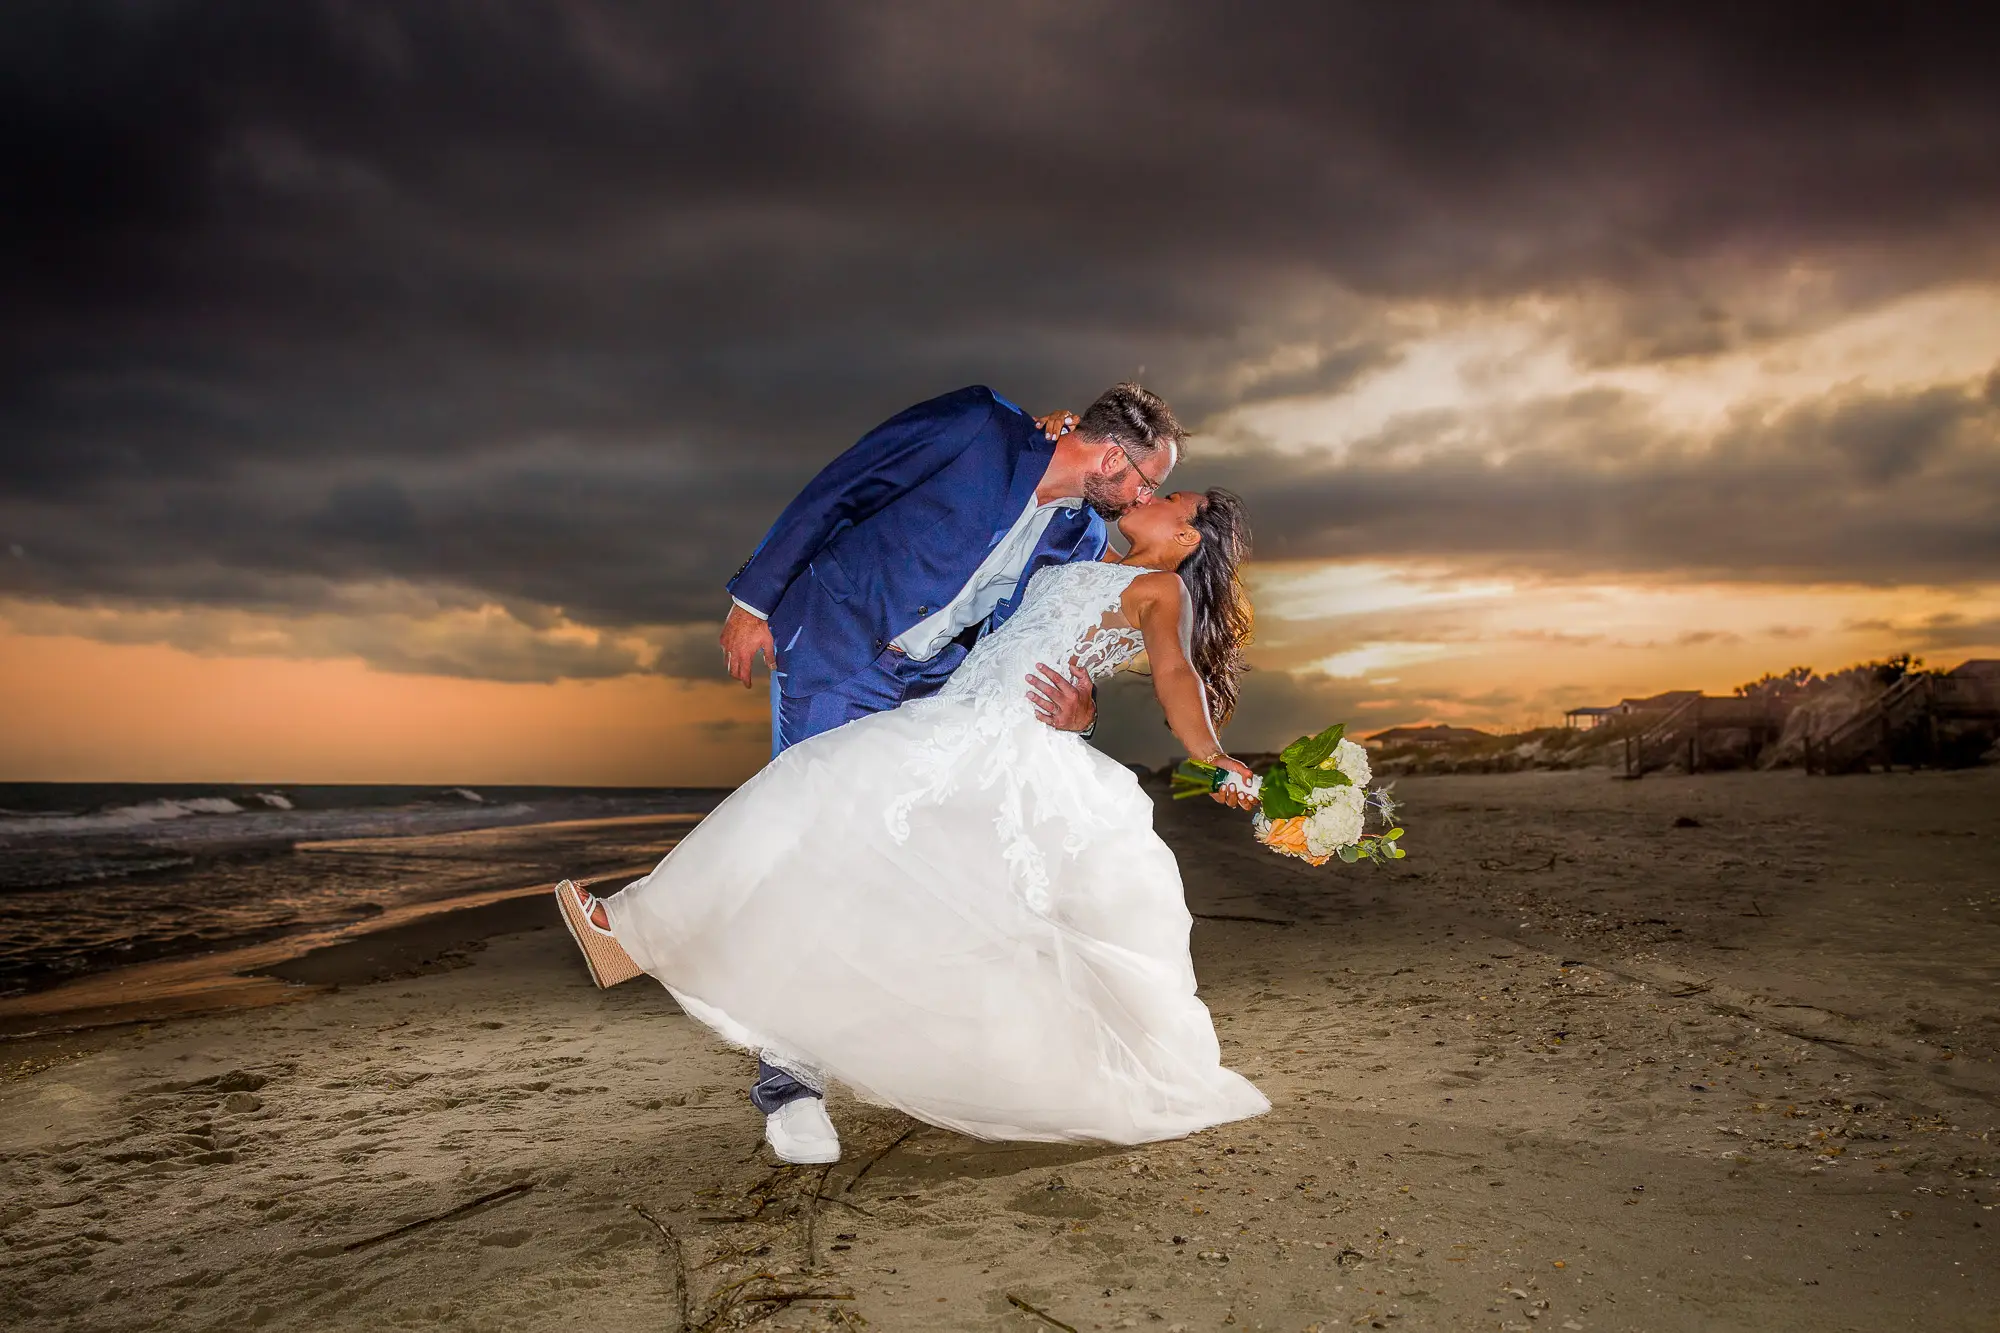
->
xmin=0 ymin=797 xmax=247 ymax=837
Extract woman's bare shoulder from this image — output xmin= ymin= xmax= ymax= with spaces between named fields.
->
xmin=1121 ymin=570 xmax=1184 ymax=614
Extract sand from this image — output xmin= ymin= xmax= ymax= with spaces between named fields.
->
xmin=2 ymin=767 xmax=1995 ymax=1331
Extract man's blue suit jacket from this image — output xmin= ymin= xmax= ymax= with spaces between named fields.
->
xmin=728 ymin=386 xmax=1109 ymax=701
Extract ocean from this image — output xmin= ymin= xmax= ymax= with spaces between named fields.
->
xmin=0 ymin=782 xmax=730 ymax=999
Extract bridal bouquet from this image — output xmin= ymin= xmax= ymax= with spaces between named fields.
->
xmin=1172 ymin=723 xmax=1405 ymax=867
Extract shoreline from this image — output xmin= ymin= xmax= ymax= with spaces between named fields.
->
xmin=0 ymin=877 xmax=625 ymax=1041
xmin=0 ymin=807 xmax=706 ymax=1039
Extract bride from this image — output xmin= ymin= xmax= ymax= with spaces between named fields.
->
xmin=558 ymin=488 xmax=1269 ymax=1158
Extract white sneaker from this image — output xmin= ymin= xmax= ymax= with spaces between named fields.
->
xmin=765 ymin=1097 xmax=840 ymax=1164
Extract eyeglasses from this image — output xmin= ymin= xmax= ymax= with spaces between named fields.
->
xmin=1112 ymin=440 xmax=1170 ymax=498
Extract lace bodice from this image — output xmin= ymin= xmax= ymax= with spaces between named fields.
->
xmin=938 ymin=561 xmax=1151 ymax=714
xmin=884 ymin=560 xmax=1155 ymax=913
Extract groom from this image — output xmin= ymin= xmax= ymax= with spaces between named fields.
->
xmin=718 ymin=381 xmax=1185 ymax=1162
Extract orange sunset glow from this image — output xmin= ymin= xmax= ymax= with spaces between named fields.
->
xmin=4 ymin=7 xmax=1997 ymax=783
xmin=6 ymin=564 xmax=1994 ymax=781
xmin=0 ymin=627 xmax=770 ymax=786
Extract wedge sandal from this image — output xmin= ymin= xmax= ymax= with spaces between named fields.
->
xmin=554 ymin=877 xmax=645 ymax=988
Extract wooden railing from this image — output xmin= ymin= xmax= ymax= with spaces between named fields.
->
xmin=1622 ymin=696 xmax=1699 ymax=776
xmin=1622 ymin=696 xmax=1786 ymax=777
xmin=1624 ymin=688 xmax=1800 ymax=772
xmin=1805 ymin=675 xmax=1925 ymax=774
xmin=1804 ymin=673 xmax=2000 ymax=773
xmin=1612 ymin=673 xmax=1997 ymax=778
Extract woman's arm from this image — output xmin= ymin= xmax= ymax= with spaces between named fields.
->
xmin=1125 ymin=573 xmax=1257 ymax=804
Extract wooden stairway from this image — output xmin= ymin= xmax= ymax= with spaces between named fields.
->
xmin=1623 ymin=695 xmax=1783 ymax=777
xmin=1806 ymin=671 xmax=2000 ymax=773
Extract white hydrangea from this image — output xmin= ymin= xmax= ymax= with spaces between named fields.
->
xmin=1304 ymin=783 xmax=1366 ymax=857
xmin=1305 ymin=784 xmax=1338 ymax=809
xmin=1333 ymin=737 xmax=1371 ymax=786
xmin=1303 ymin=738 xmax=1371 ymax=811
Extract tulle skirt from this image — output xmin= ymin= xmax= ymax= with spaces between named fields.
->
xmin=602 ymin=693 xmax=1268 ymax=1144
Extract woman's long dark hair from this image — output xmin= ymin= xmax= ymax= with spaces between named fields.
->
xmin=1179 ymin=488 xmax=1253 ymax=726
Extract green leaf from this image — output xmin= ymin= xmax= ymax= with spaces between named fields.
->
xmin=1279 ymin=723 xmax=1345 ymax=773
xmin=1291 ymin=764 xmax=1353 ymax=791
xmin=1337 ymin=844 xmax=1360 ymax=863
xmin=1260 ymin=786 xmax=1307 ymax=819
xmin=1281 ymin=724 xmax=1352 ymax=791
xmin=1259 ymin=769 xmax=1308 ymax=819
xmin=1382 ymin=827 xmax=1404 ymax=840
xmin=1391 ymin=846 xmax=1407 ymax=858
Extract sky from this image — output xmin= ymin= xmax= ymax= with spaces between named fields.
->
xmin=3 ymin=1 xmax=1998 ymax=783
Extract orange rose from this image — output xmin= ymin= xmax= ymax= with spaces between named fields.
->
xmin=1258 ymin=815 xmax=1332 ymax=866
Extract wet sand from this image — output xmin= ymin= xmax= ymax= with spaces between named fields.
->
xmin=0 ymin=812 xmax=700 ymax=1038
xmin=2 ymin=768 xmax=1995 ymax=1331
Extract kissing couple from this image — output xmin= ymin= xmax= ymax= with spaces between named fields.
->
xmin=557 ymin=382 xmax=1270 ymax=1162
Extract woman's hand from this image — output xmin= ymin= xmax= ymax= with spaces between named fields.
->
xmin=1034 ymin=410 xmax=1078 ymax=442
xmin=1209 ymin=755 xmax=1259 ymax=811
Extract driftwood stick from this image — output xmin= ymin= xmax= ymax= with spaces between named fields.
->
xmin=802 ymin=1162 xmax=834 ymax=1271
xmin=695 ymin=1270 xmax=847 ymax=1332
xmin=1005 ymin=1291 xmax=1080 ymax=1332
xmin=745 ymin=1292 xmax=855 ymax=1313
xmin=695 ymin=1236 xmax=775 ymax=1273
xmin=629 ymin=1203 xmax=691 ymax=1332
xmin=842 ymin=1125 xmax=918 ymax=1195
xmin=339 ymin=1180 xmax=533 ymax=1253
xmin=693 ymin=1271 xmax=778 ymax=1332
xmin=741 ymin=1164 xmax=789 ymax=1202
xmin=695 ymin=1169 xmax=788 ymax=1225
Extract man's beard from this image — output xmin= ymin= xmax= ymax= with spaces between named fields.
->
xmin=1080 ymin=472 xmax=1134 ymax=520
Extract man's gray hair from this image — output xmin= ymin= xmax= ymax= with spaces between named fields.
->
xmin=1075 ymin=382 xmax=1187 ymax=462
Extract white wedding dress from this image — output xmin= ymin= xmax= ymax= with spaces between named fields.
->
xmin=603 ymin=560 xmax=1269 ymax=1144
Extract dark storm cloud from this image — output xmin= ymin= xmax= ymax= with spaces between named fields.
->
xmin=1846 ymin=612 xmax=2000 ymax=653
xmin=4 ymin=1 xmax=1998 ymax=678
xmin=1222 ymin=369 xmax=2000 ymax=586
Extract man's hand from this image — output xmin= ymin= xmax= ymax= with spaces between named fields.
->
xmin=1210 ymin=755 xmax=1260 ymax=811
xmin=1026 ymin=656 xmax=1095 ymax=732
xmin=1034 ymin=410 xmax=1078 ymax=442
xmin=720 ymin=604 xmax=777 ymax=688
